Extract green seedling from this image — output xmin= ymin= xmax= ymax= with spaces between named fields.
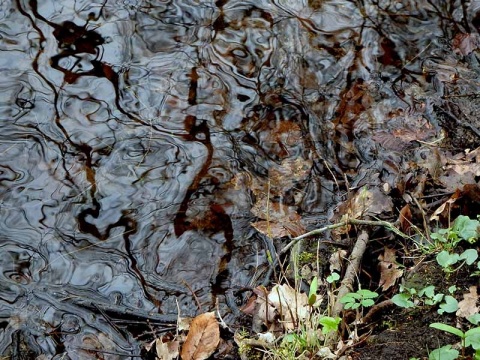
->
xmin=428 ymin=344 xmax=459 ymax=360
xmin=340 ymin=289 xmax=378 ymax=310
xmin=430 ymin=321 xmax=480 ymax=359
xmin=437 ymin=295 xmax=458 ymax=314
xmin=308 ymin=276 xmax=318 ymax=306
xmin=436 ymin=249 xmax=478 ymax=273
xmin=419 ymin=285 xmax=445 ymax=306
xmin=326 ymin=272 xmax=340 ymax=284
xmin=319 ymin=316 xmax=341 ymax=335
xmin=430 ymin=215 xmax=480 ymax=251
xmin=392 ymin=285 xmax=444 ymax=309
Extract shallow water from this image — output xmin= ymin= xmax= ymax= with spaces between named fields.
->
xmin=0 ymin=0 xmax=477 ymax=357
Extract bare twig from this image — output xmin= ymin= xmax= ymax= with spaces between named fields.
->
xmin=332 ymin=231 xmax=370 ymax=318
xmin=280 ymin=218 xmax=410 ymax=255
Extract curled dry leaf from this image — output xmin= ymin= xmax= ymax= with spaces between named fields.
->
xmin=399 ymin=204 xmax=412 ymax=234
xmin=456 ymin=286 xmax=479 ymax=319
xmin=329 ymin=249 xmax=347 ymax=273
xmin=180 ymin=312 xmax=220 ymax=360
xmin=378 ymin=248 xmax=403 ymax=291
xmin=156 ymin=338 xmax=180 ymax=360
xmin=430 ymin=189 xmax=461 ymax=222
xmin=250 ymin=288 xmax=277 ymax=333
xmin=267 ymin=284 xmax=309 ymax=330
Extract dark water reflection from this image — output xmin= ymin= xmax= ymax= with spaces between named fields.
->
xmin=0 ymin=0 xmax=477 ymax=357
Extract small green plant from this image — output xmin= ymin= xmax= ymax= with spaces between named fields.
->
xmin=428 ymin=345 xmax=459 ymax=360
xmin=392 ymin=285 xmax=443 ymax=309
xmin=430 ymin=314 xmax=480 ymax=359
xmin=436 ymin=249 xmax=478 ymax=273
xmin=340 ymin=289 xmax=378 ymax=310
xmin=430 ymin=215 xmax=480 ymax=251
xmin=326 ymin=272 xmax=340 ymax=284
xmin=319 ymin=316 xmax=341 ymax=335
xmin=392 ymin=285 xmax=458 ymax=314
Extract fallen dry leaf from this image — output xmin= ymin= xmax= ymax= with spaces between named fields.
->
xmin=456 ymin=286 xmax=479 ymax=319
xmin=251 ymin=288 xmax=278 ymax=333
xmin=439 ymin=163 xmax=480 ymax=191
xmin=329 ymin=249 xmax=347 ymax=273
xmin=251 ymin=220 xmax=291 ymax=239
xmin=399 ymin=204 xmax=412 ymax=234
xmin=156 ymin=338 xmax=180 ymax=360
xmin=180 ymin=312 xmax=220 ymax=360
xmin=267 ymin=284 xmax=309 ymax=330
xmin=378 ymin=248 xmax=403 ymax=291
xmin=430 ymin=189 xmax=461 ymax=222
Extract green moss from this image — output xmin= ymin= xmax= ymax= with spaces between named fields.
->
xmin=297 ymin=251 xmax=316 ymax=265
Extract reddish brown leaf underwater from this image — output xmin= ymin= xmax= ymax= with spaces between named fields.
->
xmin=452 ymin=33 xmax=480 ymax=56
xmin=180 ymin=312 xmax=220 ymax=360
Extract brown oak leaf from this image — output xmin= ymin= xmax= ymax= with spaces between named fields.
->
xmin=180 ymin=312 xmax=220 ymax=360
xmin=378 ymin=248 xmax=403 ymax=291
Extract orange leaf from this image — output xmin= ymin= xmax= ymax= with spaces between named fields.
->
xmin=180 ymin=312 xmax=220 ymax=360
xmin=399 ymin=204 xmax=412 ymax=233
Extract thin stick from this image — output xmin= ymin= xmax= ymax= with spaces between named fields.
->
xmin=280 ymin=218 xmax=410 ymax=255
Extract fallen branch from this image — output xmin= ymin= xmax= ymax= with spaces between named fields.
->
xmin=280 ymin=218 xmax=410 ymax=256
xmin=361 ymin=299 xmax=394 ymax=325
xmin=332 ymin=231 xmax=370 ymax=318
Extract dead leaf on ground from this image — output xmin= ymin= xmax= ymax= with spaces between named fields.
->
xmin=378 ymin=248 xmax=403 ymax=291
xmin=435 ymin=149 xmax=480 ymax=191
xmin=267 ymin=284 xmax=309 ymax=330
xmin=456 ymin=286 xmax=479 ymax=319
xmin=249 ymin=286 xmax=278 ymax=333
xmin=329 ymin=249 xmax=347 ymax=273
xmin=399 ymin=204 xmax=412 ymax=234
xmin=430 ymin=189 xmax=461 ymax=222
xmin=156 ymin=338 xmax=180 ymax=360
xmin=439 ymin=163 xmax=480 ymax=191
xmin=414 ymin=147 xmax=443 ymax=180
xmin=180 ymin=312 xmax=220 ymax=360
